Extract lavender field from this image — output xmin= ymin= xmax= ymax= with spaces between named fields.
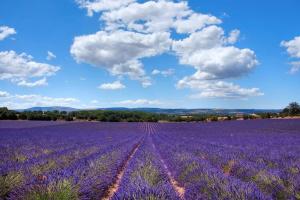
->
xmin=1 ymin=120 xmax=300 ymax=200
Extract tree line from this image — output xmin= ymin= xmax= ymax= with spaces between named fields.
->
xmin=0 ymin=102 xmax=299 ymax=122
xmin=0 ymin=108 xmax=216 ymax=122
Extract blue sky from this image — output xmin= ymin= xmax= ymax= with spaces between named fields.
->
xmin=0 ymin=0 xmax=299 ymax=109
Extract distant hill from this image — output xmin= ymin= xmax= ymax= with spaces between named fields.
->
xmin=99 ymin=108 xmax=281 ymax=115
xmin=19 ymin=107 xmax=79 ymax=112
xmin=17 ymin=107 xmax=281 ymax=114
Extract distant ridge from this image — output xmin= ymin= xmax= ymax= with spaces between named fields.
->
xmin=18 ymin=107 xmax=79 ymax=112
xmin=99 ymin=108 xmax=281 ymax=114
xmin=18 ymin=107 xmax=281 ymax=115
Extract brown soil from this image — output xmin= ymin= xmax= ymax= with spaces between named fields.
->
xmin=101 ymin=141 xmax=142 ymax=200
xmin=160 ymin=157 xmax=185 ymax=199
xmin=151 ymin=142 xmax=185 ymax=199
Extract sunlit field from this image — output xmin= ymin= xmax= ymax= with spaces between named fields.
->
xmin=1 ymin=120 xmax=300 ymax=199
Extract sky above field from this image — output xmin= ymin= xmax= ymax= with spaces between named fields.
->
xmin=0 ymin=0 xmax=300 ymax=109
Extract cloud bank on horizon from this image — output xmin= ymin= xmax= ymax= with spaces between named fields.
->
xmin=0 ymin=90 xmax=79 ymax=109
xmin=0 ymin=0 xmax=299 ymax=109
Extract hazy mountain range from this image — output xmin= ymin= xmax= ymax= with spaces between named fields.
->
xmin=16 ymin=107 xmax=281 ymax=115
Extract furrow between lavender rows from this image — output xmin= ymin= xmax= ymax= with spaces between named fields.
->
xmin=111 ymin=136 xmax=180 ymax=200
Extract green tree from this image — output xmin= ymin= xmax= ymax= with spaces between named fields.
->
xmin=0 ymin=107 xmax=17 ymax=120
xmin=282 ymin=102 xmax=300 ymax=116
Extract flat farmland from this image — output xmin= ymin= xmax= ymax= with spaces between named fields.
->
xmin=1 ymin=120 xmax=300 ymax=200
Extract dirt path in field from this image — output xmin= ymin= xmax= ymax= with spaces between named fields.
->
xmin=159 ymin=150 xmax=185 ymax=199
xmin=101 ymin=140 xmax=142 ymax=200
xmin=148 ymin=123 xmax=185 ymax=199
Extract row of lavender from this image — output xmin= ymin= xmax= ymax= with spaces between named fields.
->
xmin=0 ymin=122 xmax=143 ymax=199
xmin=152 ymin=120 xmax=300 ymax=199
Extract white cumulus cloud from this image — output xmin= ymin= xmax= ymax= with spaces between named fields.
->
xmin=173 ymin=26 xmax=258 ymax=80
xmin=281 ymin=36 xmax=300 ymax=58
xmin=46 ymin=51 xmax=56 ymax=61
xmin=91 ymin=100 xmax=99 ymax=104
xmin=76 ymin=0 xmax=135 ymax=16
xmin=72 ymin=0 xmax=223 ymax=87
xmin=176 ymin=46 xmax=257 ymax=80
xmin=98 ymin=80 xmax=126 ymax=90
xmin=0 ymin=26 xmax=16 ymax=41
xmin=16 ymin=78 xmax=48 ymax=87
xmin=172 ymin=24 xmax=259 ymax=99
xmin=0 ymin=91 xmax=10 ymax=98
xmin=101 ymin=0 xmax=220 ymax=33
xmin=281 ymin=36 xmax=300 ymax=74
xmin=177 ymin=79 xmax=263 ymax=99
xmin=226 ymin=29 xmax=240 ymax=44
xmin=73 ymin=0 xmax=261 ymax=97
xmin=174 ymin=13 xmax=221 ymax=34
xmin=289 ymin=61 xmax=300 ymax=74
xmin=0 ymin=51 xmax=60 ymax=86
xmin=151 ymin=69 xmax=161 ymax=75
xmin=151 ymin=68 xmax=174 ymax=77
xmin=71 ymin=30 xmax=171 ymax=87
xmin=115 ymin=99 xmax=162 ymax=106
